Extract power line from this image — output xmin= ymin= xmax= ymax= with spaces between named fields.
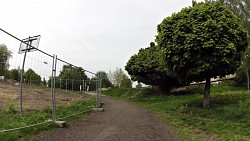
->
xmin=0 ymin=28 xmax=97 ymax=76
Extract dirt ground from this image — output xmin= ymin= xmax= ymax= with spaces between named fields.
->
xmin=33 ymin=96 xmax=180 ymax=141
xmin=0 ymin=81 xmax=85 ymax=111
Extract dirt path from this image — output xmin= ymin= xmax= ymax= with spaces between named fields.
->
xmin=34 ymin=96 xmax=180 ymax=141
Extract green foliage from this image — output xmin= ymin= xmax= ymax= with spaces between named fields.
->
xmin=125 ymin=43 xmax=183 ymax=91
xmin=103 ymin=86 xmax=250 ymax=140
xmin=88 ymin=77 xmax=97 ymax=91
xmin=156 ymin=1 xmax=248 ymax=82
xmin=8 ymin=68 xmax=21 ymax=81
xmin=219 ymin=0 xmax=250 ymax=89
xmin=96 ymin=71 xmax=112 ymax=88
xmin=0 ymin=44 xmax=12 ymax=76
xmin=219 ymin=0 xmax=250 ymax=23
xmin=0 ymin=96 xmax=95 ymax=141
xmin=48 ymin=65 xmax=88 ymax=91
xmin=56 ymin=98 xmax=95 ymax=119
xmin=109 ymin=68 xmax=132 ymax=88
xmin=120 ymin=74 xmax=132 ymax=88
xmin=24 ymin=68 xmax=41 ymax=85
xmin=218 ymin=79 xmax=235 ymax=86
xmin=59 ymin=65 xmax=87 ymax=81
xmin=5 ymin=100 xmax=17 ymax=114
xmin=234 ymin=66 xmax=250 ymax=87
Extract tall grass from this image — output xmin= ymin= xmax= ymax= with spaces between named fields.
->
xmin=103 ymin=86 xmax=250 ymax=140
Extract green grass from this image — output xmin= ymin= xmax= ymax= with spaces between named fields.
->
xmin=103 ymin=86 xmax=250 ymax=141
xmin=0 ymin=95 xmax=95 ymax=141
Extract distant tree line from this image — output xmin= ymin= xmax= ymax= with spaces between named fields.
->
xmin=0 ymin=43 xmax=132 ymax=90
xmin=0 ymin=43 xmax=130 ymax=90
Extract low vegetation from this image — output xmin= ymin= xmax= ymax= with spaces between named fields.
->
xmin=0 ymin=95 xmax=95 ymax=141
xmin=103 ymin=86 xmax=250 ymax=140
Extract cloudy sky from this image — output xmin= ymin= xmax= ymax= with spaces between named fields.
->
xmin=0 ymin=0 xmax=204 ymax=75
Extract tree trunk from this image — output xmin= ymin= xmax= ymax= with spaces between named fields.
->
xmin=246 ymin=68 xmax=249 ymax=90
xmin=203 ymin=77 xmax=211 ymax=107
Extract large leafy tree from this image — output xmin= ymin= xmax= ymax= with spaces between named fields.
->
xmin=218 ymin=0 xmax=250 ymax=89
xmin=125 ymin=42 xmax=182 ymax=92
xmin=58 ymin=65 xmax=88 ymax=90
xmin=59 ymin=65 xmax=87 ymax=80
xmin=48 ymin=65 xmax=88 ymax=90
xmin=156 ymin=1 xmax=248 ymax=107
xmin=0 ymin=44 xmax=12 ymax=76
xmin=24 ymin=68 xmax=41 ymax=85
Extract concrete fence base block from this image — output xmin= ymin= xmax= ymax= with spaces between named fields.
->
xmin=54 ymin=121 xmax=66 ymax=128
xmin=92 ymin=108 xmax=104 ymax=112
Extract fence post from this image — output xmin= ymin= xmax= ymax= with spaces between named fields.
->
xmin=51 ymin=55 xmax=55 ymax=121
xmin=53 ymin=55 xmax=57 ymax=121
xmin=51 ymin=54 xmax=57 ymax=121
xmin=82 ymin=79 xmax=84 ymax=92
xmin=19 ymin=36 xmax=31 ymax=116
xmin=72 ymin=79 xmax=74 ymax=91
xmin=66 ymin=78 xmax=68 ymax=90
xmin=96 ymin=80 xmax=98 ymax=108
xmin=99 ymin=79 xmax=102 ymax=105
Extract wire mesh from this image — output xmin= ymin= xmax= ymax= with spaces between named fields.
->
xmin=0 ymin=30 xmax=53 ymax=113
xmin=54 ymin=59 xmax=99 ymax=120
xmin=0 ymin=28 xmax=100 ymax=133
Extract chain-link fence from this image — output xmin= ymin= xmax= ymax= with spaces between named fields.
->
xmin=0 ymin=28 xmax=101 ymax=133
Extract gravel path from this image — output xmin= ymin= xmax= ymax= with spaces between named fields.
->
xmin=34 ymin=96 xmax=180 ymax=141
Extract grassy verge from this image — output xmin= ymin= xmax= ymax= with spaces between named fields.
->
xmin=0 ymin=93 xmax=95 ymax=141
xmin=102 ymin=86 xmax=250 ymax=141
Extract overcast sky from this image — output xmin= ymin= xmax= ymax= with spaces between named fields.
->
xmin=0 ymin=0 xmax=204 ymax=75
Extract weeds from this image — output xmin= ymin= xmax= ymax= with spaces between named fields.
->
xmin=0 ymin=96 xmax=95 ymax=141
xmin=5 ymin=100 xmax=17 ymax=114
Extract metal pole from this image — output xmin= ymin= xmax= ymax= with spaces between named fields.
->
xmin=82 ymin=79 xmax=84 ymax=92
xmin=72 ymin=79 xmax=74 ymax=91
xmin=52 ymin=55 xmax=57 ymax=121
xmin=99 ymin=79 xmax=102 ymax=105
xmin=51 ymin=54 xmax=55 ymax=121
xmin=19 ymin=36 xmax=30 ymax=116
xmin=66 ymin=79 xmax=67 ymax=90
xmin=96 ymin=80 xmax=98 ymax=108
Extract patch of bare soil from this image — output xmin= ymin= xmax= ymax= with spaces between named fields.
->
xmin=0 ymin=81 xmax=85 ymax=111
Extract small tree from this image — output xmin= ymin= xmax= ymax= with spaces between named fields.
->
xmin=57 ymin=65 xmax=88 ymax=90
xmin=9 ymin=68 xmax=21 ymax=81
xmin=109 ymin=68 xmax=127 ymax=88
xmin=156 ymin=1 xmax=248 ymax=107
xmin=96 ymin=71 xmax=112 ymax=88
xmin=24 ymin=68 xmax=41 ymax=85
xmin=125 ymin=42 xmax=183 ymax=92
xmin=0 ymin=44 xmax=12 ymax=76
xmin=120 ymin=74 xmax=132 ymax=88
